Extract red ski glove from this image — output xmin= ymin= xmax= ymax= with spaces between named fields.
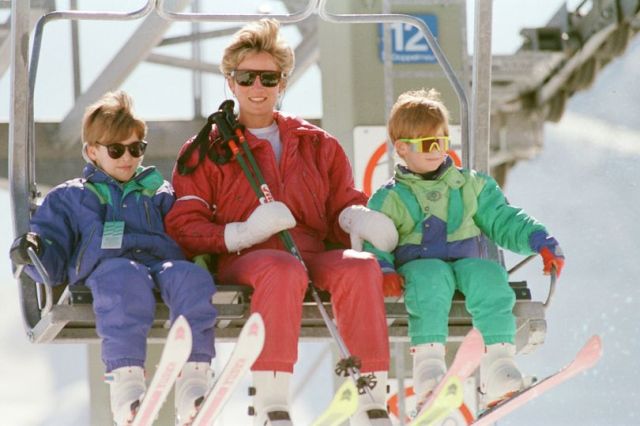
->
xmin=382 ymin=272 xmax=404 ymax=297
xmin=540 ymin=246 xmax=565 ymax=277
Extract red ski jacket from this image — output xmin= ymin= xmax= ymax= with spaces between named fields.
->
xmin=165 ymin=111 xmax=367 ymax=271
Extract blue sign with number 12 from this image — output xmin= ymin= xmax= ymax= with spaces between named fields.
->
xmin=378 ymin=14 xmax=438 ymax=64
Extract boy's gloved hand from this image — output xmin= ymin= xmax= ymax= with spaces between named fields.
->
xmin=382 ymin=272 xmax=404 ymax=297
xmin=339 ymin=205 xmax=398 ymax=252
xmin=530 ymin=231 xmax=565 ymax=277
xmin=10 ymin=232 xmax=42 ymax=265
xmin=540 ymin=245 xmax=565 ymax=277
xmin=224 ymin=201 xmax=296 ymax=252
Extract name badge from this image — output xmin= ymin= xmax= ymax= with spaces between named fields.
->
xmin=101 ymin=221 xmax=125 ymax=249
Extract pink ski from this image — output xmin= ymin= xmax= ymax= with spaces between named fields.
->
xmin=131 ymin=315 xmax=192 ymax=426
xmin=473 ymin=335 xmax=603 ymax=425
xmin=410 ymin=328 xmax=485 ymax=426
xmin=190 ymin=312 xmax=265 ymax=426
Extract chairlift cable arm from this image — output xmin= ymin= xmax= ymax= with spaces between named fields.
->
xmin=155 ymin=0 xmax=317 ymax=23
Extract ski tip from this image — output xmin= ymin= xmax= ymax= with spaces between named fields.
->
xmin=466 ymin=328 xmax=485 ymax=347
xmin=171 ymin=315 xmax=193 ymax=344
xmin=246 ymin=312 xmax=265 ymax=334
xmin=409 ymin=376 xmax=463 ymax=426
xmin=334 ymin=380 xmax=359 ymax=412
xmin=242 ymin=312 xmax=266 ymax=349
xmin=310 ymin=380 xmax=359 ymax=426
xmin=580 ymin=335 xmax=603 ymax=365
xmin=174 ymin=314 xmax=188 ymax=327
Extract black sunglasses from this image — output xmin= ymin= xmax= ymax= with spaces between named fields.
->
xmin=231 ymin=69 xmax=283 ymax=87
xmin=96 ymin=140 xmax=147 ymax=159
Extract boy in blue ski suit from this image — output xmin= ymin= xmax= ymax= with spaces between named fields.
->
xmin=365 ymin=89 xmax=565 ymax=409
xmin=9 ymin=91 xmax=217 ymax=425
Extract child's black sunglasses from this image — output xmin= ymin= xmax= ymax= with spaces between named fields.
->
xmin=231 ymin=69 xmax=283 ymax=87
xmin=96 ymin=140 xmax=147 ymax=159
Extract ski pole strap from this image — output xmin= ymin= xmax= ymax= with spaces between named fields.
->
xmin=177 ymin=109 xmax=243 ymax=175
xmin=176 ymin=113 xmax=215 ymax=175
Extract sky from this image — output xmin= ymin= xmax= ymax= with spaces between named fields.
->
xmin=2 ymin=1 xmax=639 ymax=425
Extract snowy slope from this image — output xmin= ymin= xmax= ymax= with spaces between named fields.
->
xmin=497 ymin=108 xmax=640 ymax=425
xmin=497 ymin=37 xmax=640 ymax=426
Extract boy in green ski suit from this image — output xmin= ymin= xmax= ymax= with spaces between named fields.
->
xmin=365 ymin=89 xmax=565 ymax=409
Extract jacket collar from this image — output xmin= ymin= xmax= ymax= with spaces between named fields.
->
xmin=82 ymin=163 xmax=162 ymax=194
xmin=395 ymin=157 xmax=465 ymax=189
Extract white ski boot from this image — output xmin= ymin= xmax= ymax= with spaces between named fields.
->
xmin=175 ymin=362 xmax=214 ymax=425
xmin=350 ymin=371 xmax=391 ymax=426
xmin=251 ymin=371 xmax=293 ymax=426
xmin=480 ymin=343 xmax=524 ymax=408
xmin=105 ymin=366 xmax=146 ymax=426
xmin=411 ymin=343 xmax=447 ymax=412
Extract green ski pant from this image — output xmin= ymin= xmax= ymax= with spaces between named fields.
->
xmin=399 ymin=258 xmax=515 ymax=346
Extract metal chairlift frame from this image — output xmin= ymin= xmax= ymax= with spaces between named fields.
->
xmin=9 ymin=1 xmax=548 ymax=355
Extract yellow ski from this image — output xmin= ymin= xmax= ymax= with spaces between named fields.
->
xmin=410 ymin=376 xmax=464 ymax=426
xmin=311 ymin=380 xmax=359 ymax=426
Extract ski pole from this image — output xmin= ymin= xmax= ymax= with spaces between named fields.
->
xmin=210 ymin=101 xmax=378 ymax=399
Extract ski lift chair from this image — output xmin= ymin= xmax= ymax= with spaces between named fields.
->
xmin=18 ymin=244 xmax=552 ymax=357
xmin=12 ymin=0 xmax=550 ymax=355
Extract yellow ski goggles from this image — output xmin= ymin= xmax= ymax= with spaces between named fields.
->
xmin=398 ymin=136 xmax=450 ymax=153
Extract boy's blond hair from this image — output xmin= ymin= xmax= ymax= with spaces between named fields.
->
xmin=387 ymin=88 xmax=450 ymax=141
xmin=82 ymin=90 xmax=146 ymax=146
xmin=220 ymin=18 xmax=294 ymax=82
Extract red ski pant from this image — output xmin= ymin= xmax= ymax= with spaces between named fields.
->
xmin=218 ymin=248 xmax=390 ymax=373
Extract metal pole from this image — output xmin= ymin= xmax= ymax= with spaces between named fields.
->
xmin=9 ymin=0 xmax=41 ymax=337
xmin=191 ymin=0 xmax=203 ymax=118
xmin=381 ymin=0 xmax=395 ymax=181
xmin=70 ymin=0 xmax=82 ymax=100
xmin=471 ymin=0 xmax=493 ymax=173
xmin=155 ymin=0 xmax=317 ymax=23
xmin=9 ymin=0 xmax=31 ymax=237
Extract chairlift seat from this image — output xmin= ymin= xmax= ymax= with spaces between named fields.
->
xmin=25 ymin=277 xmax=546 ymax=354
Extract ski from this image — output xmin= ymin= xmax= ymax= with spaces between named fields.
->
xmin=311 ymin=379 xmax=359 ymax=426
xmin=411 ymin=376 xmax=464 ymax=426
xmin=190 ymin=312 xmax=266 ymax=426
xmin=131 ymin=315 xmax=193 ymax=426
xmin=472 ymin=335 xmax=603 ymax=426
xmin=409 ymin=328 xmax=485 ymax=426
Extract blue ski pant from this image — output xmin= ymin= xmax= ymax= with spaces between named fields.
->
xmin=85 ymin=258 xmax=217 ymax=372
xmin=400 ymin=258 xmax=515 ymax=346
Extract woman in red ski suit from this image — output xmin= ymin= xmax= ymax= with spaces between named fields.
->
xmin=165 ymin=18 xmax=398 ymax=426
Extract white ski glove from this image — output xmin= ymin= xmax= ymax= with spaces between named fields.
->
xmin=224 ymin=201 xmax=296 ymax=252
xmin=338 ymin=205 xmax=398 ymax=252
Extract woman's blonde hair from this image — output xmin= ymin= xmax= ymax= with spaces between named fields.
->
xmin=82 ymin=90 xmax=146 ymax=145
xmin=220 ymin=18 xmax=294 ymax=80
xmin=387 ymin=88 xmax=450 ymax=141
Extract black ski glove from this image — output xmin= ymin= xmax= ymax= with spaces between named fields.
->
xmin=9 ymin=232 xmax=42 ymax=265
